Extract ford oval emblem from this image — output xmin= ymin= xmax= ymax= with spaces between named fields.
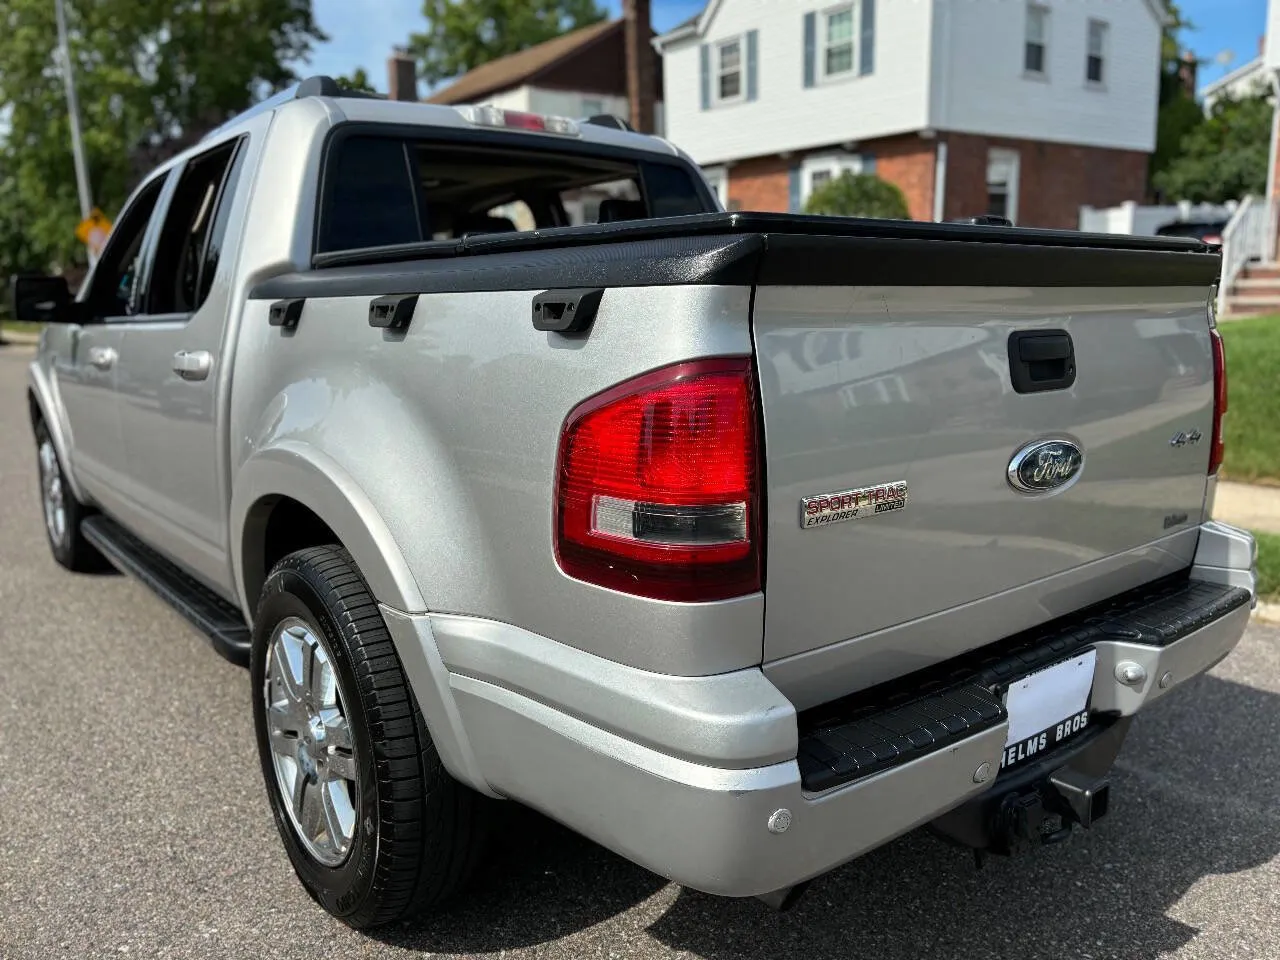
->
xmin=1007 ymin=439 xmax=1084 ymax=495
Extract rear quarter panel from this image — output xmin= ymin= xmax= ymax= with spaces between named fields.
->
xmin=228 ymin=284 xmax=763 ymax=675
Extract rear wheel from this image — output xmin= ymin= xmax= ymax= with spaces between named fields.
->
xmin=251 ymin=545 xmax=489 ymax=928
xmin=33 ymin=418 xmax=105 ymax=572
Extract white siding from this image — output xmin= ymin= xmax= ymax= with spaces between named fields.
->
xmin=527 ymin=87 xmax=666 ymax=137
xmin=933 ymin=0 xmax=1162 ymax=152
xmin=457 ymin=85 xmax=665 ymax=137
xmin=475 ymin=87 xmax=532 ymax=112
xmin=1201 ymin=59 xmax=1269 ymax=110
xmin=1266 ymin=0 xmax=1280 ymax=70
xmin=662 ymin=0 xmax=933 ymax=166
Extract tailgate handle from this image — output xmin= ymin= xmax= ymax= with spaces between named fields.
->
xmin=532 ymin=288 xmax=603 ymax=334
xmin=1009 ymin=330 xmax=1076 ymax=394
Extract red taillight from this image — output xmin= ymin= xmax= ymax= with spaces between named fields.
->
xmin=1209 ymin=327 xmax=1227 ymax=475
xmin=554 ymin=358 xmax=761 ymax=602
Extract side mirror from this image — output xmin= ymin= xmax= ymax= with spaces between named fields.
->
xmin=10 ymin=274 xmax=73 ymax=323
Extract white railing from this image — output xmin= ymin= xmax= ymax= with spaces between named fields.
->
xmin=1218 ymin=195 xmax=1271 ymax=317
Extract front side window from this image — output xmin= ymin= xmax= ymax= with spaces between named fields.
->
xmin=824 ymin=4 xmax=856 ymax=77
xmin=717 ymin=37 xmax=742 ymax=101
xmin=1087 ymin=19 xmax=1107 ymax=84
xmin=87 ymin=178 xmax=166 ymax=319
xmin=1025 ymin=5 xmax=1048 ymax=75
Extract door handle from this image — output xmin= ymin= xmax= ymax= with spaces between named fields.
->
xmin=87 ymin=346 xmax=117 ymax=371
xmin=172 ymin=349 xmax=213 ymax=381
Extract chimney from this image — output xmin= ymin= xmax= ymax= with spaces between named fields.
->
xmin=1177 ymin=50 xmax=1198 ymax=98
xmin=387 ymin=48 xmax=418 ymax=102
xmin=624 ymin=0 xmax=655 ymax=133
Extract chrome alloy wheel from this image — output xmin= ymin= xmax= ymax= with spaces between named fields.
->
xmin=265 ymin=617 xmax=359 ymax=867
xmin=38 ymin=439 xmax=67 ymax=547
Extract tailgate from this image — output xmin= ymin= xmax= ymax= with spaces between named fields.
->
xmin=752 ymin=237 xmax=1221 ymax=708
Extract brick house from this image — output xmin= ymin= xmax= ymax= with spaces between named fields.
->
xmin=655 ymin=0 xmax=1166 ymax=228
xmin=424 ymin=19 xmax=665 ymax=135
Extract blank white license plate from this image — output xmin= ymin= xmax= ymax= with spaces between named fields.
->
xmin=1000 ymin=650 xmax=1097 ymax=771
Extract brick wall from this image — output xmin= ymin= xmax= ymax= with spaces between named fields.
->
xmin=725 ymin=136 xmax=936 ymax=217
xmin=726 ymin=154 xmax=792 ymax=213
xmin=722 ymin=133 xmax=1148 ymax=229
xmin=942 ymin=133 xmax=1148 ymax=229
xmin=872 ymin=135 xmax=936 ymax=222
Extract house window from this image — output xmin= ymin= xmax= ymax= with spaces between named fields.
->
xmin=702 ymin=166 xmax=729 ymax=209
xmin=823 ymin=4 xmax=856 ymax=78
xmin=582 ymin=97 xmax=604 ymax=117
xmin=801 ymin=152 xmax=871 ymax=205
xmin=987 ymin=149 xmax=1020 ymax=224
xmin=1024 ymin=5 xmax=1048 ymax=76
xmin=1086 ymin=20 xmax=1107 ymax=85
xmin=717 ymin=37 xmax=743 ymax=101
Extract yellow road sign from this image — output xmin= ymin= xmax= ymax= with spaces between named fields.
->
xmin=75 ymin=208 xmax=112 ymax=257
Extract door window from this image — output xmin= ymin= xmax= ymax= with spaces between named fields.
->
xmin=147 ymin=138 xmax=246 ymax=316
xmin=84 ymin=178 xmax=166 ymax=319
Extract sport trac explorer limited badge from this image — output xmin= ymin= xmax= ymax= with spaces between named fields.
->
xmin=800 ymin=481 xmax=908 ymax=529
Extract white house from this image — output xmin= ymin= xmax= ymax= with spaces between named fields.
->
xmin=655 ymin=0 xmax=1166 ymax=227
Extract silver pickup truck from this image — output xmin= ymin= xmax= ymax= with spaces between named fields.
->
xmin=15 ymin=78 xmax=1257 ymax=928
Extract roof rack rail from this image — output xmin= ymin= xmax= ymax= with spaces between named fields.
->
xmin=296 ymin=75 xmax=385 ymax=101
xmin=584 ymin=114 xmax=636 ymax=133
xmin=202 ymin=76 xmax=385 ymax=141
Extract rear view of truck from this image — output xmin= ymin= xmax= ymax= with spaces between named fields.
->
xmin=213 ymin=97 xmax=1255 ymax=925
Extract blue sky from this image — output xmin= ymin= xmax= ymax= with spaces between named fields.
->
xmin=301 ymin=0 xmax=1270 ymax=96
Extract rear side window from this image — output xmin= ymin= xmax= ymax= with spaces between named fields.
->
xmin=317 ymin=133 xmax=709 ymax=253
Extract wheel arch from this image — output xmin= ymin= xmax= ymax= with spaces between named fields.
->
xmin=231 ymin=441 xmax=427 ymax=623
xmin=27 ymin=364 xmax=86 ymax=504
xmin=232 ymin=443 xmax=491 ymax=794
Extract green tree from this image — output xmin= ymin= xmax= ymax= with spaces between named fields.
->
xmin=1151 ymin=1 xmax=1203 ymax=191
xmin=0 ymin=0 xmax=325 ymax=275
xmin=804 ymin=173 xmax=910 ymax=219
xmin=410 ymin=0 xmax=607 ymax=87
xmin=334 ymin=67 xmax=377 ymax=94
xmin=1153 ymin=94 xmax=1271 ymax=202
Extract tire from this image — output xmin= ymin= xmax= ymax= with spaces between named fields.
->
xmin=250 ymin=545 xmax=489 ymax=928
xmin=33 ymin=418 xmax=106 ymax=572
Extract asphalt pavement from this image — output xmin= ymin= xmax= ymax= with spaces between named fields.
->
xmin=2 ymin=341 xmax=1279 ymax=960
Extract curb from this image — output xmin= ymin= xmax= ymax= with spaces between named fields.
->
xmin=0 ymin=331 xmax=40 ymax=347
xmin=1254 ymin=601 xmax=1280 ymax=626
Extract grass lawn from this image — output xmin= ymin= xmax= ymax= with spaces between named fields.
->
xmin=1255 ymin=530 xmax=1280 ymax=602
xmin=1219 ymin=315 xmax=1280 ymax=485
xmin=1 ymin=319 xmax=44 ymax=337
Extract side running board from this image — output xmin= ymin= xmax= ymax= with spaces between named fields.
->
xmin=80 ymin=515 xmax=251 ymax=666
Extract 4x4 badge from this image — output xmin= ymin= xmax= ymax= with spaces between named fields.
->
xmin=800 ymin=481 xmax=908 ymax=529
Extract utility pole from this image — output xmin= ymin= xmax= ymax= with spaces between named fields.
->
xmin=54 ymin=0 xmax=96 ymax=263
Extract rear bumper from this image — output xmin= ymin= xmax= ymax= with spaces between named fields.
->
xmin=381 ymin=526 xmax=1255 ymax=898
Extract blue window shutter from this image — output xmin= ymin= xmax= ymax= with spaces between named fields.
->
xmin=862 ymin=153 xmax=876 ymax=174
xmin=803 ymin=12 xmax=816 ymax=88
xmin=700 ymin=43 xmax=711 ymax=109
xmin=789 ymin=165 xmax=801 ymax=212
xmin=746 ymin=30 xmax=759 ymax=101
xmin=860 ymin=0 xmax=876 ymax=76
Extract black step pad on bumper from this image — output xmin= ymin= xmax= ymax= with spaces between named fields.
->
xmin=81 ymin=515 xmax=251 ymax=666
xmin=797 ymin=577 xmax=1251 ymax=793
